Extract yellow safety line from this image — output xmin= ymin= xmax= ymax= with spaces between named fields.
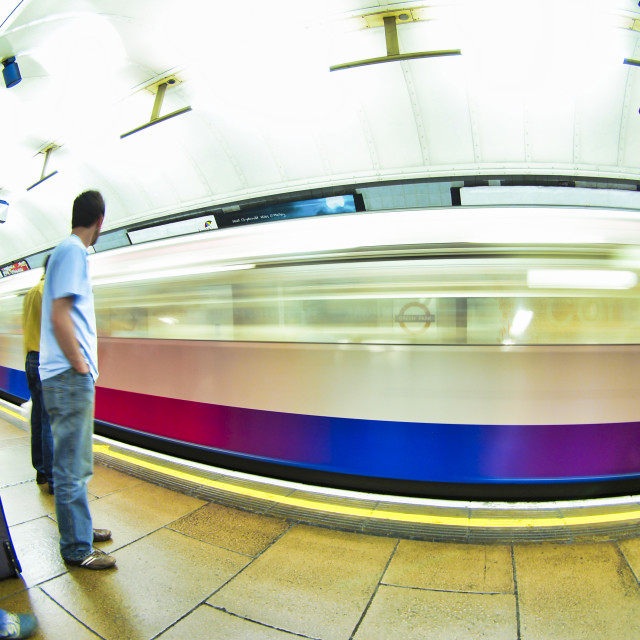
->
xmin=0 ymin=404 xmax=28 ymax=422
xmin=93 ymin=443 xmax=640 ymax=530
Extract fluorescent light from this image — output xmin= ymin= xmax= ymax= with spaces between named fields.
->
xmin=510 ymin=310 xmax=533 ymax=336
xmin=93 ymin=263 xmax=255 ymax=287
xmin=527 ymin=269 xmax=638 ymax=290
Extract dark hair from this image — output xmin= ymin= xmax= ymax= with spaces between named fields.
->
xmin=72 ymin=190 xmax=105 ymax=228
xmin=43 ymin=254 xmax=50 ymax=273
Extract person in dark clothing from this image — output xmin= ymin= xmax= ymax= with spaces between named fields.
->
xmin=22 ymin=255 xmax=54 ymax=493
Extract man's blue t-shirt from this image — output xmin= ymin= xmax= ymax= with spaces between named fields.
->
xmin=40 ymin=234 xmax=98 ymax=382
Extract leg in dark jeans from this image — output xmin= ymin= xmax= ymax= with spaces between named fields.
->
xmin=25 ymin=352 xmax=54 ymax=486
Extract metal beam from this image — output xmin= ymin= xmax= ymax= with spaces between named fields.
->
xmin=331 ymin=12 xmax=461 ymax=72
xmin=383 ymin=15 xmax=400 ymax=57
xmin=120 ymin=107 xmax=193 ymax=139
xmin=26 ymin=146 xmax=58 ymax=191
xmin=120 ymin=79 xmax=192 ymax=139
xmin=330 ymin=49 xmax=461 ymax=72
xmin=26 ymin=171 xmax=57 ymax=192
xmin=151 ymin=82 xmax=168 ymax=121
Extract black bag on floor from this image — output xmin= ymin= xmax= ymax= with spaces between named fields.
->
xmin=0 ymin=497 xmax=21 ymax=579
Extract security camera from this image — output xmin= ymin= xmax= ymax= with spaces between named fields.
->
xmin=0 ymin=200 xmax=8 ymax=223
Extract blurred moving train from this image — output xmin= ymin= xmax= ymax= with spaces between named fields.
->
xmin=1 ymin=206 xmax=640 ymax=499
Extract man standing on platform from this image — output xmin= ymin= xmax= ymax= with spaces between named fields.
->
xmin=22 ymin=255 xmax=54 ymax=494
xmin=40 ymin=190 xmax=115 ymax=570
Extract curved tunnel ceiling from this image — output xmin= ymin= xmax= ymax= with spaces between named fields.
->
xmin=0 ymin=0 xmax=640 ymax=265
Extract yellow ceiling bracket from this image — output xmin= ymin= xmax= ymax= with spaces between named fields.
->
xmin=26 ymin=144 xmax=59 ymax=191
xmin=330 ymin=11 xmax=461 ymax=72
xmin=120 ymin=77 xmax=192 ymax=139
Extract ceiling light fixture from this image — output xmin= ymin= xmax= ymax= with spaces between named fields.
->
xmin=26 ymin=144 xmax=59 ymax=191
xmin=1 ymin=56 xmax=21 ymax=88
xmin=330 ymin=11 xmax=461 ymax=72
xmin=92 ymin=263 xmax=255 ymax=287
xmin=120 ymin=77 xmax=192 ymax=139
xmin=527 ymin=269 xmax=638 ymax=290
xmin=510 ymin=310 xmax=533 ymax=337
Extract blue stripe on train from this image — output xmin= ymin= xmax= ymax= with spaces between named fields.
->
xmin=0 ymin=365 xmax=29 ymax=401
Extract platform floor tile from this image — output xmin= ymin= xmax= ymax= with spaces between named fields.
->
xmin=383 ymin=540 xmax=514 ymax=594
xmin=353 ymin=585 xmax=517 ymax=640
xmin=514 ymin=542 xmax=640 ymax=639
xmin=209 ymin=525 xmax=396 ymax=640
xmin=157 ymin=605 xmax=302 ymax=639
xmin=167 ymin=502 xmax=291 ymax=557
xmin=41 ymin=528 xmax=250 ymax=640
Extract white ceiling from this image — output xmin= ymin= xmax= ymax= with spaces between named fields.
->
xmin=1 ymin=0 xmax=639 ymax=266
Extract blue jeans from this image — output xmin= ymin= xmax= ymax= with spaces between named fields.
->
xmin=25 ymin=351 xmax=54 ymax=484
xmin=42 ymin=368 xmax=95 ymax=560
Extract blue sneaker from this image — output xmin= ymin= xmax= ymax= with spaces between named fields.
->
xmin=0 ymin=609 xmax=37 ymax=639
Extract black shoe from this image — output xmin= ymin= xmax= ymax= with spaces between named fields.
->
xmin=36 ymin=472 xmax=47 ymax=484
xmin=64 ymin=548 xmax=116 ymax=570
xmin=93 ymin=528 xmax=112 ymax=543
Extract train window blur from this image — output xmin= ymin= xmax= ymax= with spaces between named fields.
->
xmin=1 ymin=254 xmax=639 ymax=347
xmin=87 ymin=257 xmax=640 ymax=345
